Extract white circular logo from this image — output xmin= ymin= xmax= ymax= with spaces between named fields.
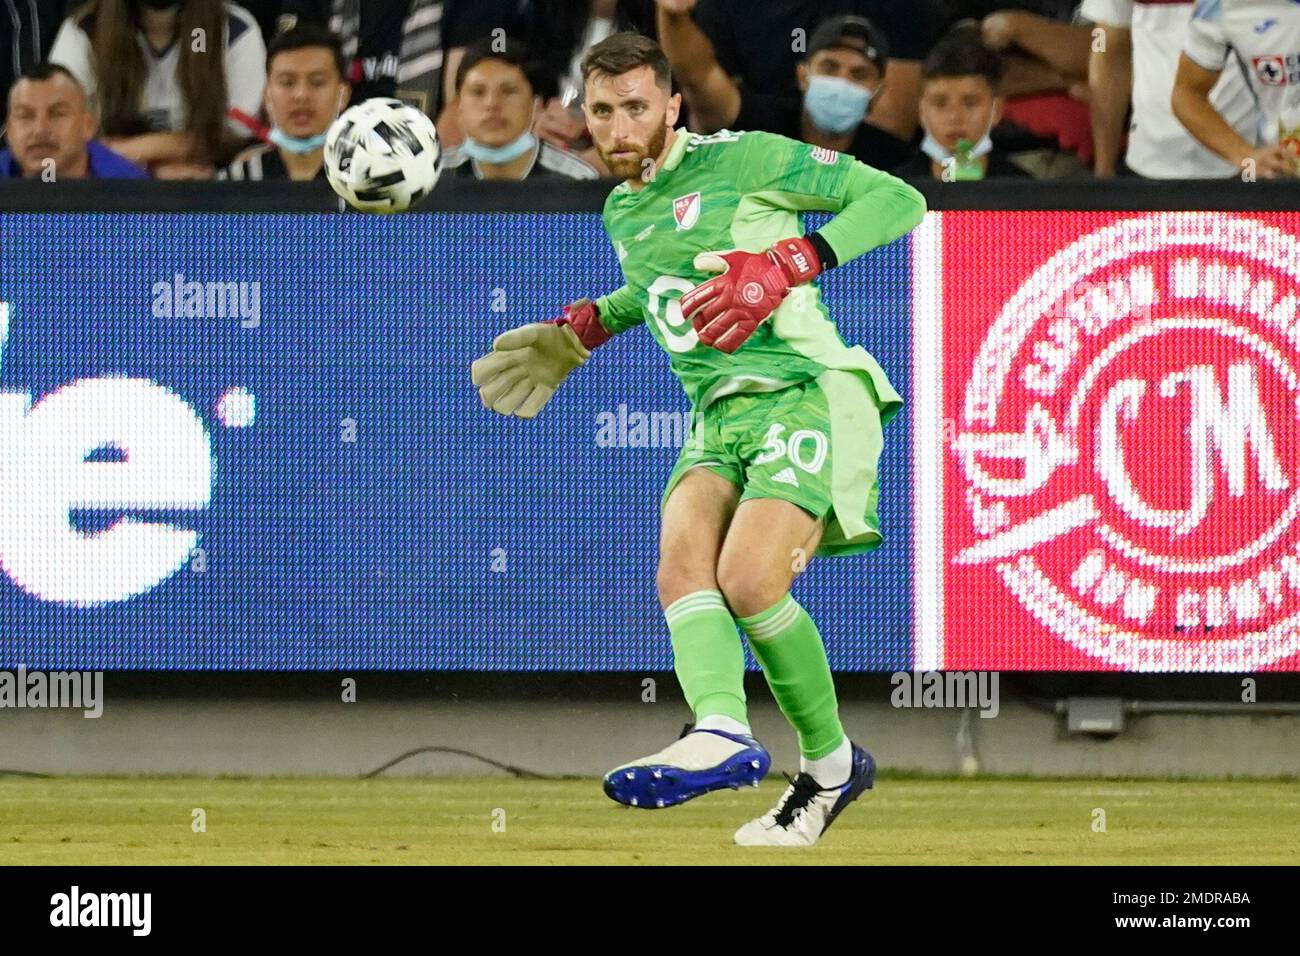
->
xmin=952 ymin=214 xmax=1300 ymax=670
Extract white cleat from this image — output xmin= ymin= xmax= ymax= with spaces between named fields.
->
xmin=734 ymin=744 xmax=876 ymax=846
xmin=603 ymin=725 xmax=771 ymax=809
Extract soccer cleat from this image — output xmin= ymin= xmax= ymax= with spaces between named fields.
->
xmin=603 ymin=724 xmax=771 ymax=809
xmin=733 ymin=741 xmax=875 ymax=846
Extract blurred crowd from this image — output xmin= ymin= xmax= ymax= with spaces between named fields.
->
xmin=0 ymin=0 xmax=1296 ymax=185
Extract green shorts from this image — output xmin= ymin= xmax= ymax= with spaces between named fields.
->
xmin=661 ymin=369 xmax=892 ymax=557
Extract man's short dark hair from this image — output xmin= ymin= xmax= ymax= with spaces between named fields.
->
xmin=454 ymin=36 xmax=542 ymax=96
xmin=921 ymin=32 xmax=1004 ymax=90
xmin=267 ymin=22 xmax=348 ymax=79
xmin=581 ymin=32 xmax=671 ymax=92
xmin=16 ymin=62 xmax=82 ymax=88
xmin=807 ymin=15 xmax=889 ymax=73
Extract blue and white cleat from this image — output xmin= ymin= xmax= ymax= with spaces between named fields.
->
xmin=603 ymin=724 xmax=771 ymax=809
xmin=733 ymin=742 xmax=876 ymax=846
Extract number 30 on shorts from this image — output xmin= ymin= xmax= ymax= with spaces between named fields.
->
xmin=753 ymin=423 xmax=828 ymax=473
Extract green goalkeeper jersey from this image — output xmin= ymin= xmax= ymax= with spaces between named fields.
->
xmin=594 ymin=128 xmax=926 ymax=416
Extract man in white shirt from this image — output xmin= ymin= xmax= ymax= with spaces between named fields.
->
xmin=1172 ymin=0 xmax=1300 ymax=177
xmin=1087 ymin=0 xmax=1259 ymax=177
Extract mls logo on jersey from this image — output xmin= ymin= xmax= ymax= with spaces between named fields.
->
xmin=673 ymin=192 xmax=701 ymax=230
xmin=1253 ymin=55 xmax=1287 ymax=86
xmin=810 ymin=146 xmax=839 ymax=165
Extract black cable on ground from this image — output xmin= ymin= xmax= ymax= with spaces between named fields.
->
xmin=359 ymin=747 xmax=579 ymax=780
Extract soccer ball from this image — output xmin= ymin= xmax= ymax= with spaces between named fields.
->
xmin=324 ymin=98 xmax=442 ymax=213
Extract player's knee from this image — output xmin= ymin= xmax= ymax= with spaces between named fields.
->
xmin=716 ymin=563 xmax=787 ymax=620
xmin=656 ymin=561 xmax=718 ymax=610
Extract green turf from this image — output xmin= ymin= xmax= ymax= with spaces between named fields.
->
xmin=1 ymin=776 xmax=1296 ymax=865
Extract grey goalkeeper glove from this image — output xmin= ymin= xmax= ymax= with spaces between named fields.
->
xmin=470 ymin=298 xmax=611 ymax=419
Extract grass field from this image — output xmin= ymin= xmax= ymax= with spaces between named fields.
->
xmin=1 ymin=776 xmax=1297 ymax=865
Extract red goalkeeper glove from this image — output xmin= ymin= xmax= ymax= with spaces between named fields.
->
xmin=678 ymin=236 xmax=822 ymax=353
xmin=548 ymin=297 xmax=611 ymax=350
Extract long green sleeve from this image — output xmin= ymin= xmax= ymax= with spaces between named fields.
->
xmin=594 ymin=283 xmax=645 ymax=335
xmin=815 ymin=160 xmax=927 ymax=266
xmin=726 ymin=130 xmax=927 ymax=267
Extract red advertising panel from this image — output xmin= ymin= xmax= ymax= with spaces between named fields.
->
xmin=936 ymin=212 xmax=1300 ymax=671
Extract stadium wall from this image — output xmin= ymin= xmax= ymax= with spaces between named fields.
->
xmin=3 ymin=181 xmax=1300 ymax=673
xmin=3 ymin=674 xmax=1299 ymax=779
xmin=2 ymin=179 xmax=1300 ymax=777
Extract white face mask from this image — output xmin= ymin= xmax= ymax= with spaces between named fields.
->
xmin=920 ymin=124 xmax=994 ymax=163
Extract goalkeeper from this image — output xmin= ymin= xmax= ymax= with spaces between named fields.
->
xmin=471 ymin=32 xmax=925 ymax=847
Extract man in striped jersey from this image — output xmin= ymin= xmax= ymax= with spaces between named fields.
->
xmin=222 ymin=22 xmax=350 ymax=182
xmin=440 ymin=38 xmax=599 ymax=182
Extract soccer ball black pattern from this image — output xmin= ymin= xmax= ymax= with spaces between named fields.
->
xmin=324 ymin=98 xmax=442 ymax=213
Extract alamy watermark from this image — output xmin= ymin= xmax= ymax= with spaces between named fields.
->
xmin=50 ymin=886 xmax=150 ymax=936
xmin=0 ymin=665 xmax=103 ymax=718
xmin=595 ymin=404 xmax=693 ymax=449
xmin=890 ymin=670 xmax=999 ymax=718
xmin=151 ymin=272 xmax=261 ymax=328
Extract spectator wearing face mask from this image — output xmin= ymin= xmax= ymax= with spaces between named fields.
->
xmin=682 ymin=0 xmax=946 ymax=142
xmin=440 ymin=37 xmax=599 ymax=181
xmin=221 ymin=23 xmax=351 ymax=180
xmin=48 ymin=0 xmax=266 ymax=179
xmin=894 ymin=31 xmax=1030 ymax=180
xmin=0 ymin=62 xmax=147 ymax=179
xmin=658 ymin=9 xmax=911 ymax=169
xmin=513 ymin=0 xmax=656 ymax=173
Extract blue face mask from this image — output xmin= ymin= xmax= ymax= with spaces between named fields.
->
xmin=267 ymin=90 xmax=344 ymax=154
xmin=269 ymin=128 xmax=329 ymax=153
xmin=804 ymin=75 xmax=873 ymax=134
xmin=461 ymin=130 xmax=537 ymax=165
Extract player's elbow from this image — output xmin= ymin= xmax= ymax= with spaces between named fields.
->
xmin=854 ymin=166 xmax=927 ymax=225
xmin=894 ymin=176 xmax=928 ymax=231
xmin=909 ymin=179 xmax=928 ymax=219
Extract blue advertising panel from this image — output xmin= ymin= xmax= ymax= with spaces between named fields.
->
xmin=0 ymin=212 xmax=913 ymax=670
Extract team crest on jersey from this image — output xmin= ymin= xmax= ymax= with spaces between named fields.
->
xmin=810 ymin=146 xmax=839 ymax=165
xmin=673 ymin=192 xmax=701 ymax=230
xmin=950 ymin=215 xmax=1300 ymax=670
xmin=1253 ymin=55 xmax=1288 ymax=86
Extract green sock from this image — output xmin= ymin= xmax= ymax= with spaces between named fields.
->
xmin=738 ymin=595 xmax=844 ymax=760
xmin=665 ymin=589 xmax=748 ymax=725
